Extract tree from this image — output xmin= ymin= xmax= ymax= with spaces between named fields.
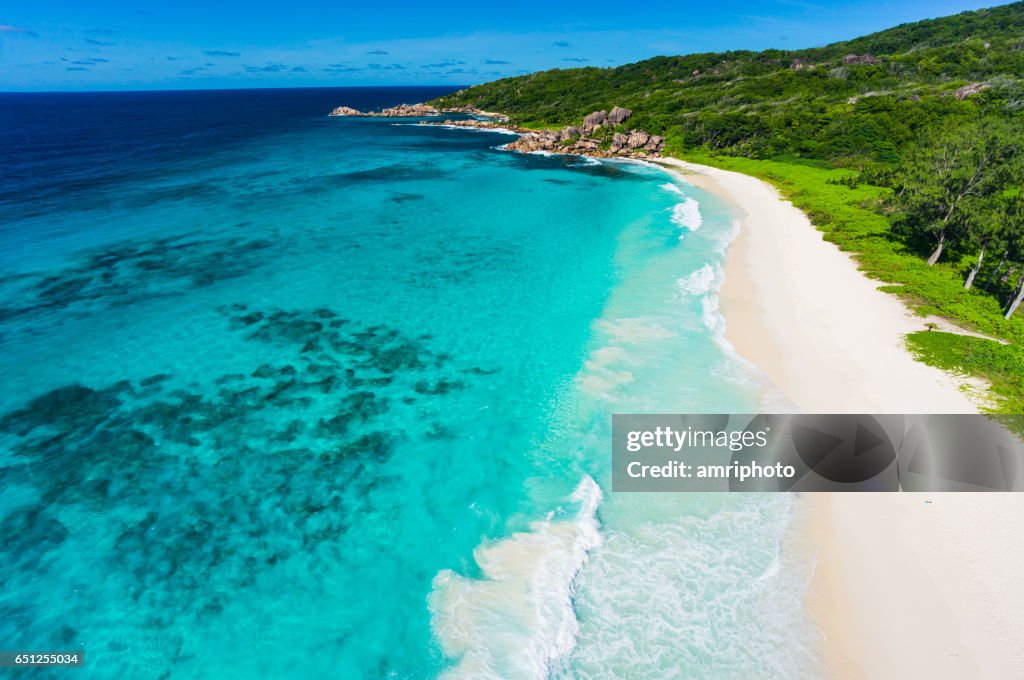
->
xmin=889 ymin=121 xmax=1019 ymax=266
xmin=964 ymin=196 xmax=1015 ymax=290
xmin=1007 ymin=271 xmax=1024 ymax=320
xmin=983 ymin=191 xmax=1024 ymax=319
xmin=964 ymin=213 xmax=1001 ymax=290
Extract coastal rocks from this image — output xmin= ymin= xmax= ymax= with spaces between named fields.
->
xmin=427 ymin=105 xmax=664 ymax=159
xmin=581 ymin=106 xmax=632 ymax=132
xmin=583 ymin=110 xmax=607 ymax=130
xmin=329 ymin=102 xmax=439 ymax=117
xmin=608 ymin=131 xmax=656 ymax=155
xmin=610 ymin=132 xmax=629 ymax=154
xmin=643 ymin=135 xmax=665 ymax=153
xmin=423 ymin=104 xmax=663 ymax=159
xmin=559 ymin=125 xmax=583 ymax=142
xmin=607 ymin=106 xmax=633 ymax=125
xmin=376 ymin=103 xmax=440 ymax=117
xmin=328 ymin=106 xmax=366 ymax=117
xmin=438 ymin=105 xmax=504 ymax=118
xmin=329 ymin=102 xmax=507 ymax=119
xmin=505 ymin=126 xmax=663 ymax=158
xmin=627 ymin=130 xmax=650 ymax=148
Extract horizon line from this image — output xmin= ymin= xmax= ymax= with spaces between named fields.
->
xmin=0 ymin=83 xmax=471 ymax=95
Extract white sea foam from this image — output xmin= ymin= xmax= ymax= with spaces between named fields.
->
xmin=659 ymin=182 xmax=684 ymax=195
xmin=670 ymin=197 xmax=703 ymax=233
xmin=674 ymin=261 xmax=784 ymax=402
xmin=676 ymin=263 xmax=718 ymax=297
xmin=701 ymin=293 xmax=723 ymax=333
xmin=675 ymin=263 xmax=724 ymax=333
xmin=429 ymin=477 xmax=603 ymax=680
xmin=561 ymin=495 xmax=819 ymax=679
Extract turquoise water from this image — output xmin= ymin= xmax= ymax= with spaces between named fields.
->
xmin=1 ymin=90 xmax=816 ymax=678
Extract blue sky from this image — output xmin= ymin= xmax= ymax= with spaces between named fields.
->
xmin=0 ymin=0 xmax=1001 ymax=91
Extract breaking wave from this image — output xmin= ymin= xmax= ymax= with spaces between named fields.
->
xmin=671 ymin=197 xmax=703 ymax=233
xmin=429 ymin=477 xmax=603 ymax=679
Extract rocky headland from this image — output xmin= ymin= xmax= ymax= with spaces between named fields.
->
xmin=329 ymin=100 xmax=664 ymax=159
xmin=424 ymin=105 xmax=666 ymax=160
xmin=328 ymin=103 xmax=500 ymax=118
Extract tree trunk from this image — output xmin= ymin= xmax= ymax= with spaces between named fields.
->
xmin=927 ymin=231 xmax=946 ymax=266
xmin=964 ymin=242 xmax=987 ymax=290
xmin=1007 ymin=273 xmax=1024 ymax=320
xmin=983 ymin=253 xmax=1007 ymax=292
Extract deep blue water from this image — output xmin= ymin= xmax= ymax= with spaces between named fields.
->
xmin=0 ymin=88 xmax=815 ymax=679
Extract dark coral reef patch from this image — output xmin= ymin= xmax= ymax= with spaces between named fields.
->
xmin=0 ymin=305 xmax=498 ymax=644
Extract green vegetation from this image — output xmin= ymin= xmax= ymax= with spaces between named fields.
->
xmin=884 ymin=120 xmax=1021 ymax=267
xmin=433 ymin=3 xmax=1024 ymax=164
xmin=907 ymin=332 xmax=1024 ymax=413
xmin=432 ymin=1 xmax=1024 ymax=413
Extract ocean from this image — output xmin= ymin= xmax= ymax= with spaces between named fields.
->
xmin=0 ymin=87 xmax=817 ymax=678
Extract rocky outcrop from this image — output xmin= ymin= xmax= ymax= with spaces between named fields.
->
xmin=327 ymin=102 xmax=434 ymax=117
xmin=329 ymin=103 xmax=432 ymax=117
xmin=420 ymin=105 xmax=664 ymax=159
xmin=559 ymin=125 xmax=583 ymax=141
xmin=506 ymin=125 xmax=663 ymax=158
xmin=607 ymin=106 xmax=633 ymax=125
xmin=627 ymin=130 xmax=649 ymax=148
xmin=582 ymin=107 xmax=634 ymax=131
xmin=953 ymin=82 xmax=991 ymax=100
xmin=610 ymin=132 xmax=629 ymax=154
xmin=376 ymin=103 xmax=441 ymax=117
xmin=329 ymin=102 xmax=507 ymax=119
xmin=328 ymin=106 xmax=366 ymax=117
xmin=583 ymin=110 xmax=608 ymax=130
xmin=842 ymin=54 xmax=881 ymax=65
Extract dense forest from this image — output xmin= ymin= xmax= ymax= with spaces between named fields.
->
xmin=433 ymin=2 xmax=1024 ymax=412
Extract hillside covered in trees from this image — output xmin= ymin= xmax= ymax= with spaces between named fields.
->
xmin=432 ymin=2 xmax=1024 ymax=413
xmin=434 ymin=2 xmax=1024 ymax=164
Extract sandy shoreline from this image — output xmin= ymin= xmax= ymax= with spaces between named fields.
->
xmin=656 ymin=158 xmax=1024 ymax=678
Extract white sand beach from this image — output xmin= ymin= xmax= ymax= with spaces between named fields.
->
xmin=657 ymin=158 xmax=1024 ymax=678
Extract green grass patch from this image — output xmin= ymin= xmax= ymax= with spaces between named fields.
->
xmin=907 ymin=332 xmax=1024 ymax=419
